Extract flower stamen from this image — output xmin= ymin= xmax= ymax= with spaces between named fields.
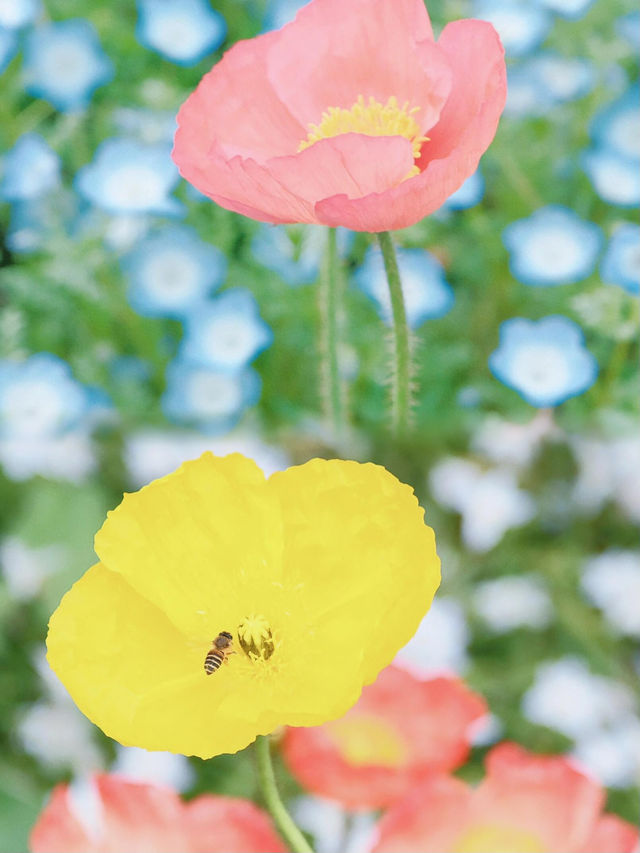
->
xmin=238 ymin=614 xmax=275 ymax=661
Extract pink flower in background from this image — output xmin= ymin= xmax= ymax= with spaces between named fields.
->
xmin=30 ymin=775 xmax=286 ymax=853
xmin=281 ymin=664 xmax=487 ymax=810
xmin=173 ymin=0 xmax=506 ymax=232
xmin=373 ymin=742 xmax=639 ymax=853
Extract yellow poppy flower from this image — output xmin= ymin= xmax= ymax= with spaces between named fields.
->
xmin=47 ymin=454 xmax=440 ymax=758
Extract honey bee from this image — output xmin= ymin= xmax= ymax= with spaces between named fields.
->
xmin=204 ymin=631 xmax=235 ymax=675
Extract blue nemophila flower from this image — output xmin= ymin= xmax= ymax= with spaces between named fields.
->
xmin=504 ymin=66 xmax=551 ymax=118
xmin=582 ymin=149 xmax=640 ymax=208
xmin=538 ymin=0 xmax=595 ymax=20
xmin=0 ymin=353 xmax=88 ymax=440
xmin=122 ymin=225 xmax=226 ymax=319
xmin=601 ymin=224 xmax=640 ymax=296
xmin=441 ymin=169 xmax=485 ymax=211
xmin=136 ymin=0 xmax=226 ymax=66
xmin=354 ymin=246 xmax=454 ymax=328
xmin=473 ymin=0 xmax=552 ymax=57
xmin=489 ymin=316 xmax=598 ymax=408
xmin=263 ymin=0 xmax=310 ymax=30
xmin=616 ymin=11 xmax=640 ymax=48
xmin=0 ymin=0 xmax=40 ymax=29
xmin=0 ymin=133 xmax=60 ymax=202
xmin=22 ymin=19 xmax=113 ymax=111
xmin=529 ymin=53 xmax=595 ymax=104
xmin=75 ymin=138 xmax=182 ymax=216
xmin=251 ymin=224 xmax=352 ymax=286
xmin=179 ymin=289 xmax=273 ymax=372
xmin=0 ymin=26 xmax=19 ymax=73
xmin=590 ymin=86 xmax=640 ymax=163
xmin=162 ymin=359 xmax=261 ymax=433
xmin=503 ymin=206 xmax=603 ymax=287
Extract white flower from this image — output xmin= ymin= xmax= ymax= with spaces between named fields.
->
xmin=112 ymin=746 xmax=194 ymax=792
xmin=291 ymin=796 xmax=376 ymax=853
xmin=474 ymin=575 xmax=553 ymax=633
xmin=0 ymin=537 xmax=65 ymax=600
xmin=581 ymin=550 xmax=640 ymax=637
xmin=572 ymin=717 xmax=640 ymax=788
xmin=472 ymin=411 xmax=557 ymax=469
xmin=17 ymin=702 xmax=103 ymax=771
xmin=571 ymin=434 xmax=640 ymax=522
xmin=0 ymin=429 xmax=96 ymax=482
xmin=395 ymin=596 xmax=470 ymax=676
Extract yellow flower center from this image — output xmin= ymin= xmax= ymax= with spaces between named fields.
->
xmin=237 ymin=614 xmax=275 ymax=661
xmin=298 ymin=95 xmax=428 ymax=176
xmin=453 ymin=824 xmax=546 ymax=853
xmin=325 ymin=714 xmax=408 ymax=767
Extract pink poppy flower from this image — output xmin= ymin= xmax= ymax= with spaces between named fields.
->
xmin=281 ymin=664 xmax=487 ymax=810
xmin=30 ymin=774 xmax=286 ymax=853
xmin=172 ymin=0 xmax=506 ymax=232
xmin=373 ymin=742 xmax=639 ymax=853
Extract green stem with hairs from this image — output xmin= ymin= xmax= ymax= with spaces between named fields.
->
xmin=319 ymin=227 xmax=346 ymax=436
xmin=376 ymin=231 xmax=411 ymax=435
xmin=254 ymin=735 xmax=314 ymax=853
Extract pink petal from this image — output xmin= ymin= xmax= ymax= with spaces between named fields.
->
xmin=579 ymin=815 xmax=640 ymax=853
xmin=315 ymin=19 xmax=506 ymax=231
xmin=30 ymin=786 xmax=92 ymax=853
xmin=185 ymin=797 xmax=287 ymax=853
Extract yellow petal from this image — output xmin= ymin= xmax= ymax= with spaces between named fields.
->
xmin=47 ymin=563 xmax=260 ymax=757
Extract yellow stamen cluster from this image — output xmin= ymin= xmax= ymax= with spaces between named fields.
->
xmin=237 ymin=614 xmax=275 ymax=661
xmin=299 ymin=95 xmax=428 ymax=172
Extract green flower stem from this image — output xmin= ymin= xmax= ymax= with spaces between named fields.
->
xmin=254 ymin=735 xmax=314 ymax=853
xmin=319 ymin=227 xmax=345 ymax=435
xmin=376 ymin=231 xmax=411 ymax=435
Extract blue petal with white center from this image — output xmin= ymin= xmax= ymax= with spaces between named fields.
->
xmin=441 ymin=169 xmax=485 ymax=211
xmin=504 ymin=65 xmax=553 ymax=118
xmin=473 ymin=0 xmax=552 ymax=56
xmin=162 ymin=359 xmax=261 ymax=433
xmin=503 ymin=206 xmax=603 ymax=287
xmin=22 ymin=19 xmax=113 ymax=112
xmin=0 ymin=0 xmax=40 ymax=29
xmin=537 ymin=0 xmax=595 ymax=19
xmin=75 ymin=138 xmax=182 ymax=216
xmin=263 ymin=0 xmax=311 ymax=30
xmin=0 ymin=354 xmax=89 ymax=440
xmin=0 ymin=26 xmax=19 ymax=73
xmin=251 ymin=224 xmax=353 ymax=286
xmin=529 ymin=53 xmax=595 ymax=104
xmin=615 ymin=11 xmax=640 ymax=48
xmin=122 ymin=225 xmax=227 ymax=319
xmin=0 ymin=133 xmax=60 ymax=202
xmin=590 ymin=86 xmax=640 ymax=163
xmin=136 ymin=0 xmax=226 ymax=66
xmin=489 ymin=316 xmax=598 ymax=408
xmin=354 ymin=247 xmax=454 ymax=328
xmin=179 ymin=289 xmax=273 ymax=372
xmin=600 ymin=224 xmax=640 ymax=296
xmin=582 ymin=148 xmax=640 ymax=208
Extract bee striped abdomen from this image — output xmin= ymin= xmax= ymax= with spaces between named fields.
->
xmin=204 ymin=649 xmax=225 ymax=674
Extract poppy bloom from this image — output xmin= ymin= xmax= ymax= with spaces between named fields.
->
xmin=373 ymin=742 xmax=639 ymax=853
xmin=172 ymin=0 xmax=506 ymax=232
xmin=281 ymin=665 xmax=487 ymax=809
xmin=30 ymin=774 xmax=286 ymax=853
xmin=46 ymin=454 xmax=440 ymax=758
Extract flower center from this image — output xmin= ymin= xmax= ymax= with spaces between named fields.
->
xmin=325 ymin=714 xmax=408 ymax=767
xmin=453 ymin=824 xmax=545 ymax=853
xmin=298 ymin=95 xmax=428 ymax=174
xmin=237 ymin=614 xmax=275 ymax=661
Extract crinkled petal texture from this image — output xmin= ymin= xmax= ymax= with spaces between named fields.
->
xmin=29 ymin=775 xmax=286 ymax=853
xmin=172 ymin=0 xmax=506 ymax=231
xmin=47 ymin=454 xmax=440 ymax=758
xmin=373 ymin=743 xmax=640 ymax=853
xmin=281 ymin=665 xmax=486 ymax=809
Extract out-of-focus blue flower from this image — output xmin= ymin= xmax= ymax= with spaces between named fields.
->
xmin=0 ymin=133 xmax=60 ymax=202
xmin=601 ymin=223 xmax=640 ymax=296
xmin=616 ymin=11 xmax=640 ymax=48
xmin=112 ymin=107 xmax=177 ymax=146
xmin=0 ymin=0 xmax=40 ymax=29
xmin=162 ymin=360 xmax=261 ymax=433
xmin=0 ymin=354 xmax=88 ymax=440
xmin=473 ymin=0 xmax=552 ymax=56
xmin=441 ymin=170 xmax=485 ymax=211
xmin=354 ymin=247 xmax=454 ymax=328
xmin=75 ymin=138 xmax=182 ymax=216
xmin=22 ymin=19 xmax=113 ymax=111
xmin=122 ymin=225 xmax=226 ymax=318
xmin=0 ymin=26 xmax=19 ymax=73
xmin=136 ymin=0 xmax=225 ymax=66
xmin=251 ymin=224 xmax=352 ymax=286
xmin=489 ymin=316 xmax=598 ymax=408
xmin=263 ymin=0 xmax=310 ymax=30
xmin=582 ymin=149 xmax=640 ymax=208
xmin=503 ymin=206 xmax=602 ymax=287
xmin=180 ymin=289 xmax=273 ymax=372
xmin=538 ymin=0 xmax=595 ymax=19
xmin=529 ymin=53 xmax=595 ymax=103
xmin=590 ymin=86 xmax=640 ymax=163
xmin=504 ymin=66 xmax=552 ymax=118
